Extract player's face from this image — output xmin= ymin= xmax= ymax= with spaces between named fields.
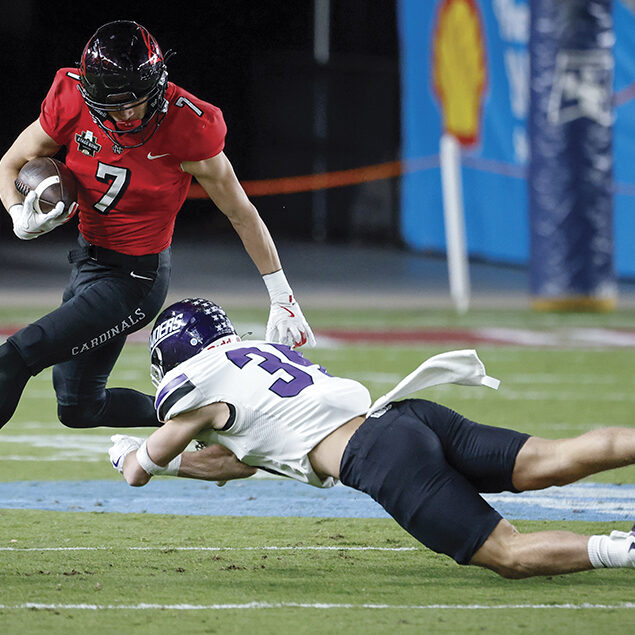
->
xmin=110 ymin=100 xmax=148 ymax=122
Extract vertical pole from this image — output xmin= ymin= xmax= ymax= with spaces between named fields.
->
xmin=312 ymin=0 xmax=330 ymax=242
xmin=440 ymin=132 xmax=470 ymax=314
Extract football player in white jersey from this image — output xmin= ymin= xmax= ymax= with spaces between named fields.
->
xmin=109 ymin=298 xmax=635 ymax=579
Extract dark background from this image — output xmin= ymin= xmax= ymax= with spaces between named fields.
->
xmin=0 ymin=1 xmax=401 ymax=245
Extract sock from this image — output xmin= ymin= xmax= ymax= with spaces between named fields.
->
xmin=587 ymin=533 xmax=633 ymax=568
xmin=0 ymin=342 xmax=32 ymax=428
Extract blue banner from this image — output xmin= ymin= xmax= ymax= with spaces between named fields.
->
xmin=613 ymin=1 xmax=635 ymax=277
xmin=399 ymin=0 xmax=529 ymax=264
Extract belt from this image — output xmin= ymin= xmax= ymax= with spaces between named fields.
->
xmin=68 ymin=244 xmax=159 ymax=271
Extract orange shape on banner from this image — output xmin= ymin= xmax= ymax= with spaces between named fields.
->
xmin=432 ymin=0 xmax=487 ymax=146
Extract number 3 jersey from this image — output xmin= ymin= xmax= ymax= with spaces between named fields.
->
xmin=39 ymin=68 xmax=227 ymax=255
xmin=154 ymin=340 xmax=372 ymax=488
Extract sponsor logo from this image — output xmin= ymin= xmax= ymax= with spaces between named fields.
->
xmin=75 ymin=130 xmax=102 ymax=157
xmin=548 ymin=50 xmax=613 ymax=126
xmin=130 ymin=271 xmax=154 ymax=281
xmin=147 ymin=152 xmax=170 ymax=160
xmin=71 ymin=308 xmax=146 ymax=355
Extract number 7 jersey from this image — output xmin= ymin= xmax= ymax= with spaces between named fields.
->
xmin=39 ymin=68 xmax=227 ymax=255
xmin=154 ymin=340 xmax=371 ymax=488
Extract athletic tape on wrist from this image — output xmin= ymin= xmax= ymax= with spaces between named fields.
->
xmin=263 ymin=268 xmax=293 ymax=301
xmin=136 ymin=441 xmax=182 ymax=476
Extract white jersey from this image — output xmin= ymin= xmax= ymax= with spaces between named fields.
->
xmin=154 ymin=340 xmax=371 ymax=488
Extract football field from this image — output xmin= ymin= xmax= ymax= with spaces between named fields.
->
xmin=1 ymin=304 xmax=634 ymax=633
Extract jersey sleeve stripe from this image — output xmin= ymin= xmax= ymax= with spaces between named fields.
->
xmin=156 ymin=372 xmax=193 ymax=418
xmin=157 ymin=379 xmax=196 ymax=421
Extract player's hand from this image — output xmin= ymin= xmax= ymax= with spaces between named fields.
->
xmin=8 ymin=191 xmax=77 ymax=240
xmin=263 ymin=269 xmax=315 ymax=348
xmin=108 ymin=434 xmax=145 ymax=473
xmin=266 ymin=297 xmax=315 ymax=348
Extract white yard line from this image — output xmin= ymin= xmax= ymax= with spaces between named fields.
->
xmin=0 ymin=601 xmax=633 ymax=611
xmin=0 ymin=545 xmax=418 ymax=552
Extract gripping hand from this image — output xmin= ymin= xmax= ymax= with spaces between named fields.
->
xmin=266 ymin=297 xmax=315 ymax=348
xmin=109 ymin=434 xmax=145 ymax=473
xmin=263 ymin=269 xmax=315 ymax=348
xmin=8 ymin=191 xmax=77 ymax=240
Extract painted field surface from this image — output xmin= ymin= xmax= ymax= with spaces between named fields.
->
xmin=1 ymin=306 xmax=634 ymax=633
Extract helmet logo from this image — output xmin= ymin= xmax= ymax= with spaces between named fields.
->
xmin=149 ymin=312 xmax=186 ymax=352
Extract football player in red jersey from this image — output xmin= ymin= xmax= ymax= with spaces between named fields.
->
xmin=0 ymin=20 xmax=315 ymax=431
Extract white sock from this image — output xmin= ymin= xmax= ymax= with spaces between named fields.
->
xmin=587 ymin=533 xmax=632 ymax=568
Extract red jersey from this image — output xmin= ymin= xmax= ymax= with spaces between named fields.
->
xmin=39 ymin=68 xmax=227 ymax=255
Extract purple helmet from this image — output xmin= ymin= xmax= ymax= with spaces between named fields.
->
xmin=149 ymin=298 xmax=237 ymax=386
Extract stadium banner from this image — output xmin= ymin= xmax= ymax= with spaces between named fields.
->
xmin=398 ymin=0 xmax=635 ymax=282
xmin=613 ymin=0 xmax=635 ymax=278
xmin=398 ymin=0 xmax=530 ymax=265
xmin=529 ymin=0 xmax=616 ymax=309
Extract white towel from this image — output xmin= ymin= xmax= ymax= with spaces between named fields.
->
xmin=367 ymin=349 xmax=500 ymax=416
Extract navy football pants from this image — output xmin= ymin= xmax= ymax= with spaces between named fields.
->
xmin=339 ymin=399 xmax=530 ymax=564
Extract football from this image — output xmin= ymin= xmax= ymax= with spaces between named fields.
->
xmin=14 ymin=157 xmax=78 ymax=214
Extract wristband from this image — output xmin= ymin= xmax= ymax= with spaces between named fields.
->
xmin=136 ymin=441 xmax=182 ymax=476
xmin=263 ymin=269 xmax=293 ymax=302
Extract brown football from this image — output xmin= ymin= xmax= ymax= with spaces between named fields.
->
xmin=15 ymin=157 xmax=78 ymax=214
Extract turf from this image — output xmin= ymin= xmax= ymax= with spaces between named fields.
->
xmin=1 ymin=305 xmax=634 ymax=632
xmin=0 ymin=512 xmax=633 ymax=634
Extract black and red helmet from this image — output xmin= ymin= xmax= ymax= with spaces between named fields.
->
xmin=78 ymin=20 xmax=170 ymax=149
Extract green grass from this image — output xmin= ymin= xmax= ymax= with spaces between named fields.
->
xmin=0 ymin=512 xmax=633 ymax=634
xmin=1 ymin=305 xmax=634 ymax=632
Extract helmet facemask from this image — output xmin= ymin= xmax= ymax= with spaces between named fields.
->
xmin=78 ymin=20 xmax=171 ymax=150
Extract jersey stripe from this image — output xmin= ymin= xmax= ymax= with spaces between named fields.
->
xmin=156 ymin=373 xmax=195 ymax=421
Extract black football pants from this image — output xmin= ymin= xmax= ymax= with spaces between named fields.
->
xmin=6 ymin=236 xmax=170 ymax=429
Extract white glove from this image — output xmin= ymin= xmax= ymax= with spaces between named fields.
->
xmin=108 ymin=434 xmax=145 ymax=473
xmin=263 ymin=269 xmax=316 ymax=348
xmin=8 ymin=191 xmax=77 ymax=240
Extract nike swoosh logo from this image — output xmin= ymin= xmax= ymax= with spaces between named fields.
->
xmin=112 ymin=456 xmax=121 ymax=468
xmin=629 ymin=543 xmax=635 ymax=551
xmin=281 ymin=306 xmax=295 ymax=318
xmin=147 ymin=152 xmax=170 ymax=160
xmin=130 ymin=272 xmax=154 ymax=281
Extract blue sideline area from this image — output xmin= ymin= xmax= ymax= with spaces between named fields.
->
xmin=0 ymin=480 xmax=632 ymax=522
